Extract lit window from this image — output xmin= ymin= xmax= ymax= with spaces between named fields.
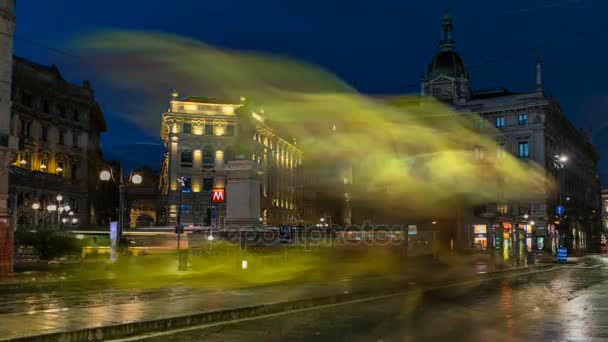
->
xmin=495 ymin=117 xmax=505 ymax=128
xmin=518 ymin=114 xmax=528 ymax=125
xmin=518 ymin=142 xmax=529 ymax=158
xmin=181 ymin=151 xmax=193 ymax=167
xmin=497 ymin=203 xmax=509 ymax=215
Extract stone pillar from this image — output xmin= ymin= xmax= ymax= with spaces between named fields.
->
xmin=0 ymin=0 xmax=16 ymax=276
xmin=225 ymin=159 xmax=260 ymax=227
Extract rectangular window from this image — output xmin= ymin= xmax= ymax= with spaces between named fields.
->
xmin=204 ymin=124 xmax=213 ymax=135
xmin=70 ymin=198 xmax=79 ymax=212
xmin=71 ymin=164 xmax=78 ymax=180
xmin=20 ymin=120 xmax=31 ymax=137
xmin=181 ymin=177 xmax=192 ymax=192
xmin=73 ymin=110 xmax=80 ymax=122
xmin=58 ymin=105 xmax=67 ymax=118
xmin=42 ymin=100 xmax=50 ymax=113
xmin=203 ymin=178 xmax=213 ymax=191
xmin=497 ymin=203 xmax=509 ymax=215
xmin=41 ymin=126 xmax=48 ymax=141
xmin=225 ymin=125 xmax=235 ymax=136
xmin=474 ymin=147 xmax=484 ymax=161
xmin=518 ymin=141 xmax=529 ymax=158
xmin=59 ymin=129 xmax=65 ymax=145
xmin=180 ymin=151 xmax=193 ymax=167
xmin=22 ymin=93 xmax=32 ymax=107
xmin=497 ymin=144 xmax=506 ymax=159
xmin=518 ymin=114 xmax=528 ymax=125
xmin=495 ymin=116 xmax=505 ymax=128
xmin=183 ymin=123 xmax=192 ymax=134
xmin=72 ymin=132 xmax=79 ymax=147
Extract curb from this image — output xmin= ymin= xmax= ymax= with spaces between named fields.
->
xmin=2 ymin=264 xmax=556 ymax=342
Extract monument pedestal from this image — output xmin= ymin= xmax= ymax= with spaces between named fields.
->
xmin=225 ymin=160 xmax=261 ymax=227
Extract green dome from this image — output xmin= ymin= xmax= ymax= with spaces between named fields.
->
xmin=424 ymin=50 xmax=468 ymax=81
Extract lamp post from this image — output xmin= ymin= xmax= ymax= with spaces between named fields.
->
xmin=176 ymin=176 xmax=185 ymax=250
xmin=554 ymin=153 xmax=568 ymax=249
xmin=99 ymin=168 xmax=143 ymax=245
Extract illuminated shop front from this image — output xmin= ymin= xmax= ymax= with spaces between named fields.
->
xmin=473 ymin=224 xmax=487 ymax=249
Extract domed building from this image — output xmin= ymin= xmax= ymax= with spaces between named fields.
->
xmin=418 ymin=13 xmax=601 ymax=255
xmin=421 ymin=12 xmax=471 ymax=105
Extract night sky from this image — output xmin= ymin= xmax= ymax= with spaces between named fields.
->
xmin=14 ymin=0 xmax=607 ymax=181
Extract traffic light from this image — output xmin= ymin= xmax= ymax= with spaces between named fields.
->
xmin=174 ymin=225 xmax=184 ymax=234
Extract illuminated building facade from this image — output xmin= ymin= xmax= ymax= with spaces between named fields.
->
xmin=159 ymin=93 xmax=303 ymax=226
xmin=9 ymin=56 xmax=107 ymax=227
xmin=422 ymin=13 xmax=601 ymax=253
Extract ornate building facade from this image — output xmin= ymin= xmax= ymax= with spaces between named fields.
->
xmin=0 ymin=0 xmax=16 ymax=274
xmin=9 ymin=56 xmax=107 ymax=227
xmin=159 ymin=94 xmax=303 ymax=226
xmin=422 ymin=13 xmax=601 ymax=253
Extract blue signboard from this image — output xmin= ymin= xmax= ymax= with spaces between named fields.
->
xmin=555 ymin=205 xmax=565 ymax=216
xmin=557 ymin=247 xmax=568 ymax=262
xmin=109 ymin=221 xmax=118 ymax=262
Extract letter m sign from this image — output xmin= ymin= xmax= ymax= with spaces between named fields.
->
xmin=211 ymin=189 xmax=225 ymax=203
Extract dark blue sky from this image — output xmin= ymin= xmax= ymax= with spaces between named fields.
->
xmin=14 ymin=0 xmax=607 ymax=179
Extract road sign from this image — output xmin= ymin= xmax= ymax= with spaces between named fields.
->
xmin=555 ymin=205 xmax=565 ymax=216
xmin=557 ymin=247 xmax=567 ymax=262
xmin=211 ymin=206 xmax=216 ymax=219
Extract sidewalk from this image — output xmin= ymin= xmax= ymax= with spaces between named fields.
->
xmin=0 ymin=259 xmax=556 ymax=342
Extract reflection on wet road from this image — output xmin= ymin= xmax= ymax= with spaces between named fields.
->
xmin=129 ymin=257 xmax=608 ymax=341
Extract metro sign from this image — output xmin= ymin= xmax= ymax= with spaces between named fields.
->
xmin=211 ymin=188 xmax=225 ymax=203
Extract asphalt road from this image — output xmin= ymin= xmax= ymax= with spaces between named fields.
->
xmin=115 ymin=256 xmax=608 ymax=342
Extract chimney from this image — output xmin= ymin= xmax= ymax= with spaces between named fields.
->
xmin=536 ymin=58 xmax=543 ymax=92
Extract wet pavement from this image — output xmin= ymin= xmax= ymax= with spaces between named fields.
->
xmin=116 ymin=256 xmax=608 ymax=341
xmin=0 ymin=254 xmax=528 ymax=341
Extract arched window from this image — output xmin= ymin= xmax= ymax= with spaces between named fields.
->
xmin=202 ymin=145 xmax=215 ymax=166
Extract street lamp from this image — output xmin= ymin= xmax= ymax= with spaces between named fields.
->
xmin=99 ymin=167 xmax=143 ymax=244
xmin=31 ymin=202 xmax=40 ymax=210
